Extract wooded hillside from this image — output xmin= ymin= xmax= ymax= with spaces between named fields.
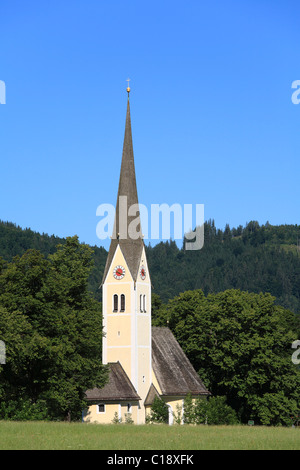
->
xmin=1 ymin=219 xmax=300 ymax=313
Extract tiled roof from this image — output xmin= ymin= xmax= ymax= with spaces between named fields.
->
xmin=85 ymin=362 xmax=140 ymax=401
xmin=152 ymin=327 xmax=210 ymax=397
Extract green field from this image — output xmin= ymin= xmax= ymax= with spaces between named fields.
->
xmin=0 ymin=421 xmax=299 ymax=450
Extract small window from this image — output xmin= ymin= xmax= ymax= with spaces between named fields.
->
xmin=113 ymin=294 xmax=118 ymax=312
xmin=140 ymin=294 xmax=143 ymax=313
xmin=98 ymin=404 xmax=105 ymax=413
xmin=127 ymin=403 xmax=132 ymax=413
xmin=143 ymin=295 xmax=146 ymax=313
xmin=120 ymin=294 xmax=125 ymax=312
xmin=142 ymin=375 xmax=145 ymax=383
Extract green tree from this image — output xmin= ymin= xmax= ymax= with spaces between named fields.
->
xmin=146 ymin=396 xmax=169 ymax=424
xmin=192 ymin=396 xmax=238 ymax=425
xmin=165 ymin=289 xmax=300 ymax=425
xmin=183 ymin=393 xmax=194 ymax=424
xmin=205 ymin=396 xmax=238 ymax=425
xmin=42 ymin=237 xmax=108 ymax=420
xmin=0 ymin=237 xmax=108 ymax=420
xmin=182 ymin=394 xmax=238 ymax=425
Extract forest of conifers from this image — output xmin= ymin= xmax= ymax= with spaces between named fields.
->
xmin=1 ymin=219 xmax=299 ymax=314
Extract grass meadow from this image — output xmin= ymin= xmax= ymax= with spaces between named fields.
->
xmin=0 ymin=421 xmax=299 ymax=450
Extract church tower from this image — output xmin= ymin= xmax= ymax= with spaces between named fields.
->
xmin=84 ymin=85 xmax=210 ymax=425
xmin=101 ymin=86 xmax=151 ymax=424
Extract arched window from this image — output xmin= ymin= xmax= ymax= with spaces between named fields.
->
xmin=113 ymin=294 xmax=118 ymax=312
xmin=120 ymin=294 xmax=125 ymax=312
xmin=140 ymin=294 xmax=143 ymax=313
xmin=143 ymin=295 xmax=146 ymax=313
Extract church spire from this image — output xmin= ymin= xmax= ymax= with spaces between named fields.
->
xmin=102 ymin=85 xmax=144 ymax=284
xmin=126 ymin=78 xmax=131 ymax=96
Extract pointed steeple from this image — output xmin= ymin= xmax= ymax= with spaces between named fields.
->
xmin=102 ymin=91 xmax=144 ymax=284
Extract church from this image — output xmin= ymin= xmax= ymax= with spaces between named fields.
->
xmin=84 ymin=85 xmax=210 ymax=424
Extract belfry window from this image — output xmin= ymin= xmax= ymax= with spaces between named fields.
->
xmin=140 ymin=294 xmax=146 ymax=312
xmin=113 ymin=294 xmax=118 ymax=312
xmin=140 ymin=295 xmax=143 ymax=313
xmin=120 ymin=294 xmax=125 ymax=312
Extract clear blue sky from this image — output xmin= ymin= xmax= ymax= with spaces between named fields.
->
xmin=1 ymin=0 xmax=300 ymax=250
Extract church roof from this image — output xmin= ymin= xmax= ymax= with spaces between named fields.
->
xmin=85 ymin=362 xmax=140 ymax=402
xmin=151 ymin=327 xmax=210 ymax=397
xmin=144 ymin=383 xmax=160 ymax=406
xmin=102 ymin=96 xmax=144 ymax=284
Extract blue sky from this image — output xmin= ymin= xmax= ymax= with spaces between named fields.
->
xmin=0 ymin=0 xmax=299 ymax=250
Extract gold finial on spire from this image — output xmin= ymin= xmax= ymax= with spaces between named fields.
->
xmin=126 ymin=78 xmax=131 ymax=96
